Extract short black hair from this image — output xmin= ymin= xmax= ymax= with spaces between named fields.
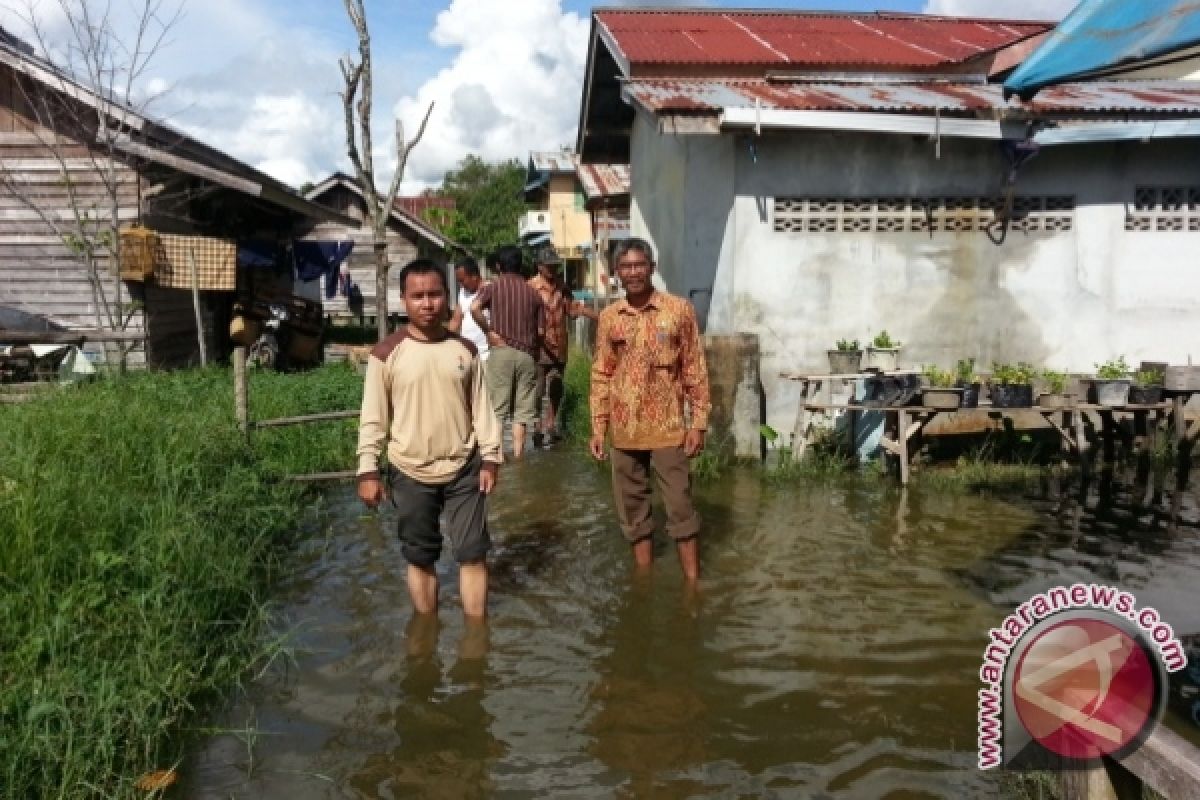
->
xmin=455 ymin=256 xmax=480 ymax=277
xmin=485 ymin=251 xmax=499 ymax=270
xmin=398 ymin=258 xmax=447 ymax=293
xmin=613 ymin=237 xmax=655 ymax=265
xmin=494 ymin=245 xmax=523 ymax=274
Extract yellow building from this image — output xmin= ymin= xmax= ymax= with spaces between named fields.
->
xmin=521 ymin=151 xmax=629 ymax=297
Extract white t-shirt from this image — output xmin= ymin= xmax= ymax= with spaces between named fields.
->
xmin=458 ymin=285 xmax=489 ymax=359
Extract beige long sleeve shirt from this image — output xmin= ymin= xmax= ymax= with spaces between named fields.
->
xmin=356 ymin=329 xmax=502 ymax=484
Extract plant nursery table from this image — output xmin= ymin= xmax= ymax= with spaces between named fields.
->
xmin=797 ymin=400 xmax=1173 ymax=485
xmin=780 ymin=370 xmax=920 ymax=459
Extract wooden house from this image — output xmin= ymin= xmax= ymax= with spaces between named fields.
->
xmin=301 ymin=173 xmax=455 ymax=326
xmin=0 ymin=29 xmax=353 ymax=368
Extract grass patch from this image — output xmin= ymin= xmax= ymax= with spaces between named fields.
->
xmin=0 ymin=363 xmax=361 ymax=798
xmin=561 ymin=346 xmax=593 ymax=445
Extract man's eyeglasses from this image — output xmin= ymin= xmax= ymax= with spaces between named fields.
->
xmin=616 ymin=260 xmax=652 ymax=273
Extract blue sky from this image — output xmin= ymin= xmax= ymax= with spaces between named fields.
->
xmin=9 ymin=0 xmax=1072 ymax=189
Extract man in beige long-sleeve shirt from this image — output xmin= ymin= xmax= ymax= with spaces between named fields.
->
xmin=357 ymin=259 xmax=502 ymax=619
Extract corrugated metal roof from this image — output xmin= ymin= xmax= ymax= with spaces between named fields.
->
xmin=529 ymin=151 xmax=577 ymax=172
xmin=577 ymin=163 xmax=630 ymax=199
xmin=624 ymin=79 xmax=1200 ymax=116
xmin=596 ymin=10 xmax=1052 ymax=70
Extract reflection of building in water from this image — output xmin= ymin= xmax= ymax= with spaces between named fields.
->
xmin=586 ymin=582 xmax=710 ymax=795
xmin=349 ymin=617 xmax=504 ymax=799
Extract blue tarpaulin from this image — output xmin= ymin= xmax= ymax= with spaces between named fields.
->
xmin=1005 ymin=0 xmax=1200 ymax=98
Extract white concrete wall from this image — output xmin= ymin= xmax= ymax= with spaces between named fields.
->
xmin=629 ymin=114 xmax=1200 ymax=435
xmin=629 ymin=113 xmax=736 ymax=322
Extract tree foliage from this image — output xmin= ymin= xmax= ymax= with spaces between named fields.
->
xmin=437 ymin=155 xmax=526 ymax=257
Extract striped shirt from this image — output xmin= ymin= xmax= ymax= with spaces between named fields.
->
xmin=475 ymin=273 xmax=544 ymax=358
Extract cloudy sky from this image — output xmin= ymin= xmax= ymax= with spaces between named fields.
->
xmin=6 ymin=0 xmax=1079 ymax=191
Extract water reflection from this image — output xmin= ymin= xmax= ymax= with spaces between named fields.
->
xmin=586 ymin=578 xmax=710 ymax=798
xmin=184 ymin=450 xmax=1200 ymax=798
xmin=349 ymin=616 xmax=502 ymax=799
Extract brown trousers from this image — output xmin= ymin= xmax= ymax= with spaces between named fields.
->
xmin=610 ymin=446 xmax=701 ymax=542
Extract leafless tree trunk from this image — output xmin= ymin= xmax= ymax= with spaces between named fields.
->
xmin=0 ymin=0 xmax=180 ymax=369
xmin=339 ymin=0 xmax=433 ymax=342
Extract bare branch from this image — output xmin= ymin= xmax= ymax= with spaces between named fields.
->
xmin=381 ymin=101 xmax=434 ymax=235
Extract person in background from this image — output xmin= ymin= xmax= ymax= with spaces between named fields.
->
xmin=527 ymin=245 xmax=597 ymax=447
xmin=357 ymin=258 xmax=502 ymax=619
xmin=588 ymin=238 xmax=710 ymax=582
xmin=471 ymin=245 xmax=544 ymax=459
xmin=449 ymin=256 xmax=490 ymax=360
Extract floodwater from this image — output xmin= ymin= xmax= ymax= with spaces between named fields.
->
xmin=187 ymin=450 xmax=1200 ymax=799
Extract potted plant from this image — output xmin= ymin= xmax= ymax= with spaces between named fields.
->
xmin=865 ymin=330 xmax=902 ymax=371
xmin=989 ymin=362 xmax=1036 ymax=408
xmin=955 ymin=358 xmax=981 ymax=408
xmin=1089 ymin=356 xmax=1132 ymax=407
xmin=1128 ymin=366 xmax=1164 ymax=405
xmin=1037 ymin=369 xmax=1074 ymax=408
xmin=921 ymin=365 xmax=963 ymax=409
xmin=827 ymin=338 xmax=862 ymax=375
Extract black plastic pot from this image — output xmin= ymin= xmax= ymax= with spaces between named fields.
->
xmin=956 ymin=380 xmax=981 ymax=408
xmin=1128 ymin=385 xmax=1163 ymax=405
xmin=864 ymin=374 xmax=920 ymax=408
xmin=990 ymin=383 xmax=1034 ymax=408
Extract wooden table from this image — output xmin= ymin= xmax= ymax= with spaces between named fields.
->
xmin=781 ymin=370 xmax=919 ymax=459
xmin=800 ymin=400 xmax=1174 ymax=485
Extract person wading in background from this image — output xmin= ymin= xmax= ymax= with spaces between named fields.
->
xmin=470 ymin=245 xmax=544 ymax=459
xmin=588 ymin=238 xmax=710 ymax=581
xmin=449 ymin=256 xmax=490 ymax=360
xmin=357 ymin=259 xmax=502 ymax=619
xmin=528 ymin=245 xmax=597 ymax=448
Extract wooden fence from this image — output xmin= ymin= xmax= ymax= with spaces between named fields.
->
xmin=1061 ymin=724 xmax=1200 ymax=799
xmin=232 ymin=345 xmax=359 ymax=483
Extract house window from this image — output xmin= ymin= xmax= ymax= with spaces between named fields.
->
xmin=1126 ymin=187 xmax=1200 ymax=232
xmin=772 ymin=196 xmax=1075 ymax=234
xmin=574 ymin=189 xmax=586 ymax=211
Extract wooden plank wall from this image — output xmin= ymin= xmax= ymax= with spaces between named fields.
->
xmin=299 ymin=185 xmax=421 ymax=319
xmin=0 ymin=65 xmax=147 ymax=366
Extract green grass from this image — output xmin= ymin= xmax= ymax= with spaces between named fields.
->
xmin=0 ymin=362 xmax=361 ymax=798
xmin=561 ymin=346 xmax=594 ymax=445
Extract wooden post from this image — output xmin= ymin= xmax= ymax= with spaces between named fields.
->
xmin=898 ymin=409 xmax=911 ymax=485
xmin=233 ymin=345 xmax=248 ymax=441
xmin=187 ymin=246 xmax=208 ymax=367
xmin=1059 ymin=759 xmax=1141 ymax=800
xmin=1074 ymin=411 xmax=1092 ymax=479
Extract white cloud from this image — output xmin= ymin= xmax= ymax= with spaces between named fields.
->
xmin=391 ymin=0 xmax=590 ymax=191
xmin=923 ymin=0 xmax=1078 ymax=20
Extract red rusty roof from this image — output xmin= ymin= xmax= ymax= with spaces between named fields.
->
xmin=595 ymin=10 xmax=1053 ymax=71
xmin=576 ymin=162 xmax=630 ymax=200
xmin=623 ymin=79 xmax=1200 ymax=117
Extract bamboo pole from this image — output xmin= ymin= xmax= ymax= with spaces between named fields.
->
xmin=187 ymin=246 xmax=208 ymax=367
xmin=233 ymin=345 xmax=248 ymax=441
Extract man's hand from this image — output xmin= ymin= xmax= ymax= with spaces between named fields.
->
xmin=684 ymin=429 xmax=706 ymax=458
xmin=589 ymin=434 xmax=608 ymax=461
xmin=479 ymin=462 xmax=499 ymax=494
xmin=358 ymin=477 xmax=385 ymax=508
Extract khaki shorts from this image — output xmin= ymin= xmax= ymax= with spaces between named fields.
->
xmin=484 ymin=346 xmax=539 ymax=426
xmin=610 ymin=446 xmax=701 ymax=542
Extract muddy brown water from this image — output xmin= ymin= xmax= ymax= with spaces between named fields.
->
xmin=187 ymin=451 xmax=1200 ymax=799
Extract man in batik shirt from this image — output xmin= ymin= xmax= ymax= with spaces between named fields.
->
xmin=588 ymin=238 xmax=710 ymax=581
xmin=528 ymin=245 xmax=597 ymax=447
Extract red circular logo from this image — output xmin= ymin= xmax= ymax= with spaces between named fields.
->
xmin=1013 ymin=618 xmax=1158 ymax=761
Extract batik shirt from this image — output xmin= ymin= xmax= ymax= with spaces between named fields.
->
xmin=528 ymin=273 xmax=582 ymax=365
xmin=590 ymin=291 xmax=710 ymax=450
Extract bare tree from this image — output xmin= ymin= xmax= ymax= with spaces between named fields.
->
xmin=339 ymin=0 xmax=433 ymax=342
xmin=0 ymin=0 xmax=181 ymax=367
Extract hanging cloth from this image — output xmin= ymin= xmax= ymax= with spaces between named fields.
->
xmin=293 ymin=240 xmax=355 ymax=299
